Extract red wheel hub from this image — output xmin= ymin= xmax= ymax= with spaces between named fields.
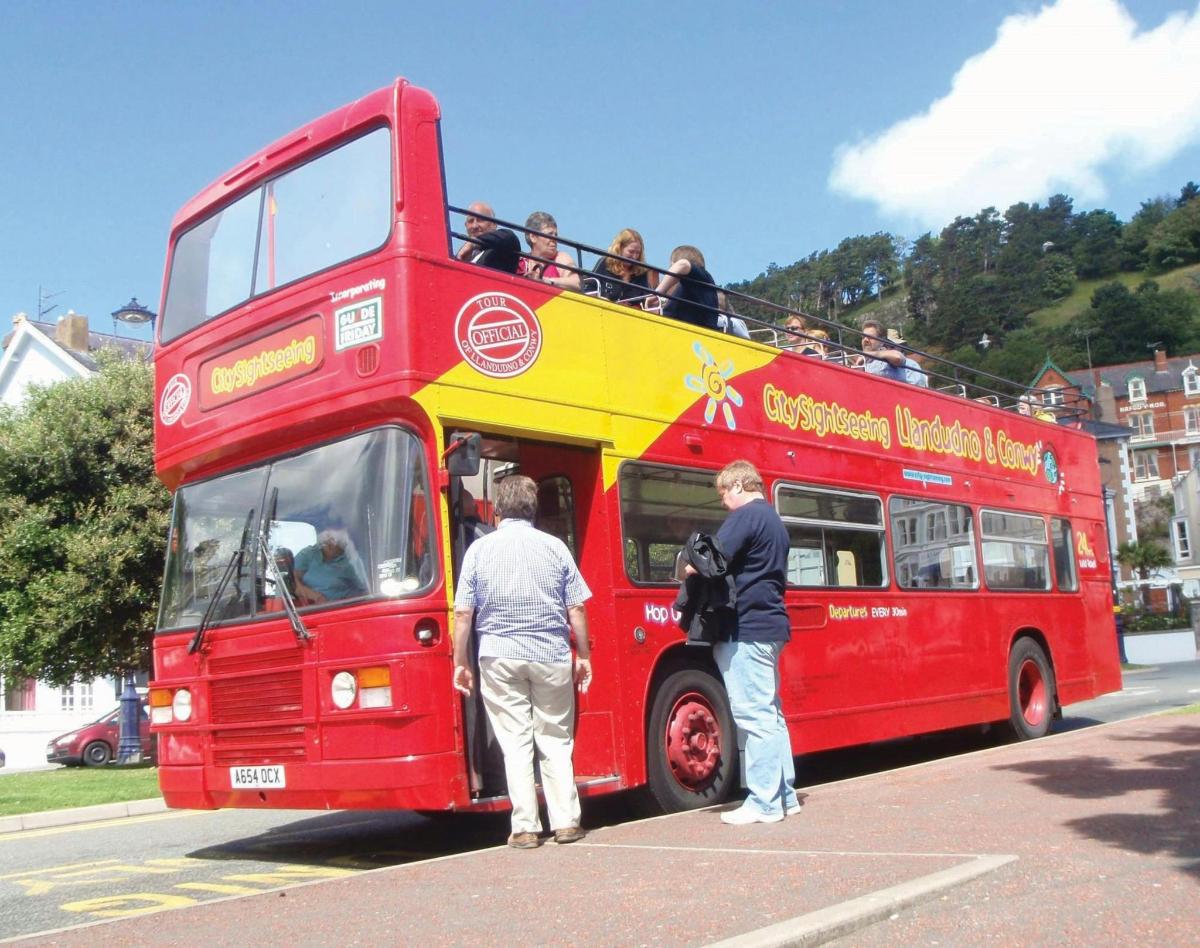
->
xmin=1018 ymin=658 xmax=1047 ymax=727
xmin=664 ymin=691 xmax=722 ymax=790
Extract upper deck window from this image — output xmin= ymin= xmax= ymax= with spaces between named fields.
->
xmin=161 ymin=127 xmax=392 ymax=344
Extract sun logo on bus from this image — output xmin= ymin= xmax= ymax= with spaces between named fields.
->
xmin=684 ymin=342 xmax=742 ymax=430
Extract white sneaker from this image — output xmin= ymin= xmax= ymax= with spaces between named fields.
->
xmin=720 ymin=805 xmax=784 ymax=825
xmin=786 ymin=802 xmax=802 ymax=816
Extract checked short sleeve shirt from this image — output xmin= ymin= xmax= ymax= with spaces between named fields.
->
xmin=454 ymin=518 xmax=592 ymax=664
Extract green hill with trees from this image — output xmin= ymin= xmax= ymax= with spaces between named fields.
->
xmin=730 ymin=182 xmax=1200 ymax=384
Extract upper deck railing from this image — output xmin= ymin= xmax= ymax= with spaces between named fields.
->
xmin=448 ymin=206 xmax=1088 ymax=421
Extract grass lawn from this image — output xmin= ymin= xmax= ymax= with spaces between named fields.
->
xmin=0 ymin=765 xmax=161 ymax=817
xmin=1166 ymin=703 xmax=1200 ymax=716
xmin=1030 ymin=262 xmax=1200 ymax=328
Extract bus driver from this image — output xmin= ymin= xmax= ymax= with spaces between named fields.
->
xmin=294 ymin=529 xmax=369 ymax=604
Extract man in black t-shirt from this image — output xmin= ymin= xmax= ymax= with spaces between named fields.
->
xmin=655 ymin=245 xmax=720 ymax=330
xmin=711 ymin=459 xmax=799 ymax=825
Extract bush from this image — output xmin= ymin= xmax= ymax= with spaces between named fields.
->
xmin=1124 ymin=612 xmax=1190 ymax=633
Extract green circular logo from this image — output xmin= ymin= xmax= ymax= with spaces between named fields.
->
xmin=1043 ymin=450 xmax=1059 ymax=484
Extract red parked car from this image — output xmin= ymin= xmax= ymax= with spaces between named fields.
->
xmin=46 ymin=704 xmax=154 ymax=767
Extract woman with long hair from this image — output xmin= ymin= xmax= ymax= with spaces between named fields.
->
xmin=592 ymin=228 xmax=654 ymax=303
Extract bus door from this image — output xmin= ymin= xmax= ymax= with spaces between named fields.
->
xmin=512 ymin=439 xmax=618 ymax=780
xmin=446 ymin=433 xmax=616 ymax=792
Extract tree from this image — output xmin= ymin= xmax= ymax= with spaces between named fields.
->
xmin=0 ymin=352 xmax=170 ymax=685
xmin=1146 ymin=198 xmax=1200 ymax=271
xmin=1116 ymin=541 xmax=1172 ymax=610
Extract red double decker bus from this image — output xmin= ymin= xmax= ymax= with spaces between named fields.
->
xmin=148 ymin=78 xmax=1120 ymax=814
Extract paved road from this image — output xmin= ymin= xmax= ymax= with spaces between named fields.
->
xmin=1 ymin=662 xmax=1196 ymax=941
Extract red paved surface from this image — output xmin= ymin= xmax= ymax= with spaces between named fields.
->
xmin=17 ymin=713 xmax=1200 ymax=946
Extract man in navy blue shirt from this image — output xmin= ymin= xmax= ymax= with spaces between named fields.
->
xmin=712 ymin=460 xmax=799 ymax=824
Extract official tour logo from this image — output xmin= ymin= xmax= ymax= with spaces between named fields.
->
xmin=454 ymin=292 xmax=542 ymax=378
xmin=159 ymin=373 xmax=191 ymax=426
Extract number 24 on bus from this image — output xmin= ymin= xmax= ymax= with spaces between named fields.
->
xmin=146 ymin=78 xmax=1120 ymax=815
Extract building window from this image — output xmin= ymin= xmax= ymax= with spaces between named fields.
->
xmin=1128 ymin=377 xmax=1147 ymax=402
xmin=1133 ymin=450 xmax=1160 ymax=481
xmin=1190 ymin=445 xmax=1200 ymax=470
xmin=60 ymin=682 xmax=94 ymax=713
xmin=1186 ymin=407 xmax=1200 ymax=436
xmin=1042 ymin=387 xmax=1065 ymax=407
xmin=1173 ymin=520 xmax=1191 ymax=561
xmin=2 ymin=676 xmax=37 ymax=711
xmin=1185 ymin=368 xmax=1200 ymax=397
xmin=1128 ymin=412 xmax=1155 ymax=440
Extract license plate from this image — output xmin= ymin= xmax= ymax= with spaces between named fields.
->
xmin=229 ymin=765 xmax=286 ymax=789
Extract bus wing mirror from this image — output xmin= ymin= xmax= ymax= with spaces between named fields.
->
xmin=444 ymin=432 xmax=482 ymax=477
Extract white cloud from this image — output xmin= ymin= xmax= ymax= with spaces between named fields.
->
xmin=828 ymin=0 xmax=1200 ymax=226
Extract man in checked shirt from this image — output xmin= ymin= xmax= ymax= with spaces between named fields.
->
xmin=452 ymin=475 xmax=593 ymax=849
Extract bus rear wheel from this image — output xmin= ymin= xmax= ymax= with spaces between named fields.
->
xmin=1007 ymin=638 xmax=1055 ymax=740
xmin=646 ymin=667 xmax=738 ymax=812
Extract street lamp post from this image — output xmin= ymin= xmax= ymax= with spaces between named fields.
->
xmin=112 ymin=296 xmax=156 ymax=765
xmin=117 ymin=672 xmax=142 ymax=764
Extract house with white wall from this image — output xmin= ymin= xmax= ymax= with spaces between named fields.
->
xmin=0 ymin=312 xmax=151 ymax=768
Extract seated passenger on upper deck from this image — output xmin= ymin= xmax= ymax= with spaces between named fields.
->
xmin=517 ymin=211 xmax=581 ymax=291
xmin=858 ymin=319 xmax=928 ymax=387
xmin=592 ymin=228 xmax=655 ymax=303
xmin=456 ymin=201 xmax=497 ymax=261
xmin=467 ymin=228 xmax=522 ymax=273
xmin=655 ymin=245 xmax=720 ymax=331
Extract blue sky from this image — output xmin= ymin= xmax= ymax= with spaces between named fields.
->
xmin=2 ymin=0 xmax=1198 ymax=343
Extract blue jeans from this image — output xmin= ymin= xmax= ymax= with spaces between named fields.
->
xmin=714 ymin=640 xmax=797 ymax=816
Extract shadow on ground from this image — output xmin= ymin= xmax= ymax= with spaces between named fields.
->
xmin=994 ymin=720 xmax=1200 ymax=878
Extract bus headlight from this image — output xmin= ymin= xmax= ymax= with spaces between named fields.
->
xmin=172 ymin=688 xmax=193 ymax=722
xmin=331 ymin=671 xmax=358 ymax=709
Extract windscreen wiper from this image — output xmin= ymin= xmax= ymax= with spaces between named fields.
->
xmin=188 ymin=548 xmax=243 ymax=655
xmin=260 ymin=534 xmax=311 ymax=643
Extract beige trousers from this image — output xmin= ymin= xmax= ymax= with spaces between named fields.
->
xmin=478 ymin=657 xmax=580 ymax=834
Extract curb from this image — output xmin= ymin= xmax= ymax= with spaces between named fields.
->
xmin=0 ymin=797 xmax=166 ymax=835
xmin=707 ymin=854 xmax=1018 ymax=948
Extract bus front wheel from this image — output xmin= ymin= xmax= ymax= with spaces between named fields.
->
xmin=1007 ymin=638 xmax=1055 ymax=740
xmin=646 ymin=667 xmax=739 ymax=812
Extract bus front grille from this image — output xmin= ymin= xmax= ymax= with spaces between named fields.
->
xmin=211 ymin=670 xmax=303 ymax=724
xmin=212 ymin=725 xmax=307 ymax=766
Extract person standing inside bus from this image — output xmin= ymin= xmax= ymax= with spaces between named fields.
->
xmin=655 ymin=245 xmax=720 ymax=330
xmin=708 ymin=460 xmax=799 ymax=824
xmin=451 ymin=475 xmax=593 ymax=849
xmin=456 ymin=201 xmax=497 ymax=260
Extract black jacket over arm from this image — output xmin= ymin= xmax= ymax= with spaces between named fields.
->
xmin=673 ymin=531 xmax=736 ymax=645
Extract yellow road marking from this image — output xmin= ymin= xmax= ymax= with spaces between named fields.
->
xmin=0 ymin=860 xmax=119 ymax=881
xmin=60 ymin=892 xmax=199 ymax=918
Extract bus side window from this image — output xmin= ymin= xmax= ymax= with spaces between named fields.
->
xmin=776 ymin=484 xmax=886 ymax=588
xmin=1051 ymin=518 xmax=1079 ymax=592
xmin=618 ymin=463 xmax=725 ymax=584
